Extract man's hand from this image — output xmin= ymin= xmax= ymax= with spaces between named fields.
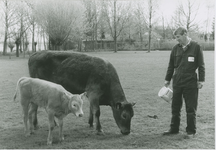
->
xmin=197 ymin=82 xmax=204 ymax=89
xmin=164 ymin=81 xmax=170 ymax=87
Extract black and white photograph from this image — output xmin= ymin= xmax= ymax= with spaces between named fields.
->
xmin=0 ymin=0 xmax=215 ymax=149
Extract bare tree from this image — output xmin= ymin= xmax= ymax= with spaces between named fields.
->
xmin=146 ymin=0 xmax=158 ymax=53
xmin=134 ymin=0 xmax=158 ymax=52
xmin=104 ymin=0 xmax=130 ymax=52
xmin=25 ymin=0 xmax=37 ymax=52
xmin=83 ymin=0 xmax=99 ymax=51
xmin=12 ymin=1 xmax=31 ymax=57
xmin=174 ymin=0 xmax=200 ymax=32
xmin=35 ymin=0 xmax=80 ymax=50
xmin=134 ymin=2 xmax=147 ymax=49
xmin=1 ymin=0 xmax=17 ymax=55
xmin=212 ymin=17 xmax=215 ymax=40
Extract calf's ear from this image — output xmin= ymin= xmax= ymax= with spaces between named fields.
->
xmin=131 ymin=102 xmax=136 ymax=107
xmin=61 ymin=92 xmax=68 ymax=101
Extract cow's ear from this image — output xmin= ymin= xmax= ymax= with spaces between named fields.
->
xmin=115 ymin=102 xmax=122 ymax=110
xmin=81 ymin=92 xmax=88 ymax=99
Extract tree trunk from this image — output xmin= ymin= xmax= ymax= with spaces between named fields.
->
xmin=20 ymin=15 xmax=23 ymax=54
xmin=148 ymin=26 xmax=151 ymax=53
xmin=78 ymin=39 xmax=82 ymax=52
xmin=92 ymin=30 xmax=95 ymax=51
xmin=15 ymin=37 xmax=21 ymax=57
xmin=34 ymin=42 xmax=37 ymax=51
xmin=32 ymin=23 xmax=35 ymax=52
xmin=16 ymin=43 xmax=20 ymax=57
xmin=3 ymin=0 xmax=8 ymax=56
xmin=114 ymin=0 xmax=117 ymax=53
xmin=148 ymin=0 xmax=152 ymax=53
xmin=3 ymin=32 xmax=8 ymax=55
xmin=43 ymin=30 xmax=46 ymax=50
xmin=139 ymin=26 xmax=143 ymax=50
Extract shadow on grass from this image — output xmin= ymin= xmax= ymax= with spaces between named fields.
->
xmin=0 ymin=125 xmax=125 ymax=149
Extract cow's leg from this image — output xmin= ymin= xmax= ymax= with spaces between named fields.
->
xmin=21 ymin=100 xmax=30 ymax=137
xmin=88 ymin=106 xmax=94 ymax=127
xmin=91 ymin=101 xmax=104 ymax=135
xmin=32 ymin=106 xmax=39 ymax=130
xmin=28 ymin=103 xmax=38 ymax=134
xmin=88 ymin=90 xmax=104 ymax=135
xmin=47 ymin=111 xmax=55 ymax=145
xmin=57 ymin=118 xmax=64 ymax=142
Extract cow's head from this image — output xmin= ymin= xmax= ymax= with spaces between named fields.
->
xmin=112 ymin=102 xmax=135 ymax=135
xmin=67 ymin=92 xmax=87 ymax=117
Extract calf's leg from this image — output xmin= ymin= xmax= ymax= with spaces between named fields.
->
xmin=33 ymin=106 xmax=57 ymax=130
xmin=47 ymin=112 xmax=55 ymax=145
xmin=57 ymin=118 xmax=64 ymax=142
xmin=28 ymin=103 xmax=38 ymax=134
xmin=32 ymin=106 xmax=39 ymax=130
xmin=21 ymin=100 xmax=30 ymax=137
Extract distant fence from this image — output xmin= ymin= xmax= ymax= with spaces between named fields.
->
xmin=199 ymin=42 xmax=215 ymax=51
xmin=83 ymin=40 xmax=214 ymax=51
xmin=0 ymin=40 xmax=214 ymax=54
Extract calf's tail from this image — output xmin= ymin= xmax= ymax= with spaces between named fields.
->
xmin=13 ymin=77 xmax=25 ymax=101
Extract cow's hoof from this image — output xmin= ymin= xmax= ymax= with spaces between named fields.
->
xmin=89 ymin=123 xmax=93 ymax=128
xmin=34 ymin=125 xmax=40 ymax=130
xmin=96 ymin=130 xmax=104 ymax=135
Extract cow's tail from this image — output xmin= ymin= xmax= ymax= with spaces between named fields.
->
xmin=13 ymin=77 xmax=25 ymax=101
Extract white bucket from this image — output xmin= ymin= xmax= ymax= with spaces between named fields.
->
xmin=158 ymin=86 xmax=173 ymax=103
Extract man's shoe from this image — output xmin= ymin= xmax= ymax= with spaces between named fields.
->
xmin=185 ymin=132 xmax=196 ymax=139
xmin=163 ymin=130 xmax=179 ymax=135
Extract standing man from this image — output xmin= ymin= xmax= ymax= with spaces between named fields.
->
xmin=163 ymin=27 xmax=205 ymax=137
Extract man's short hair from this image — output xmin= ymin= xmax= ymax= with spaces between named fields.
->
xmin=173 ymin=27 xmax=187 ymax=35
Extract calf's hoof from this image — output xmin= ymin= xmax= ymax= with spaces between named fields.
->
xmin=47 ymin=140 xmax=52 ymax=145
xmin=24 ymin=131 xmax=31 ymax=137
xmin=30 ymin=131 xmax=35 ymax=135
xmin=96 ymin=130 xmax=104 ymax=135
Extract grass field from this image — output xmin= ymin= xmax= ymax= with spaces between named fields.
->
xmin=0 ymin=51 xmax=214 ymax=149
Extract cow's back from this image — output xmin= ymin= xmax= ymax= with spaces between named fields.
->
xmin=28 ymin=51 xmax=112 ymax=98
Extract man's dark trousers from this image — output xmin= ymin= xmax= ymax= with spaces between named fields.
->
xmin=170 ymin=87 xmax=198 ymax=134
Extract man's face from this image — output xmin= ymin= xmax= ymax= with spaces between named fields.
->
xmin=175 ymin=33 xmax=186 ymax=45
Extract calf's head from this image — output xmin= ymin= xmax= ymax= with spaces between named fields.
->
xmin=112 ymin=102 xmax=135 ymax=135
xmin=68 ymin=92 xmax=87 ymax=117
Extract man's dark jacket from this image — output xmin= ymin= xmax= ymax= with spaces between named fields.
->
xmin=165 ymin=40 xmax=205 ymax=88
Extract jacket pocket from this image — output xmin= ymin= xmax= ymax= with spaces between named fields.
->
xmin=187 ymin=55 xmax=196 ymax=70
xmin=174 ymin=54 xmax=182 ymax=67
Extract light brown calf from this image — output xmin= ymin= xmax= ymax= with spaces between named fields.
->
xmin=14 ymin=77 xmax=86 ymax=145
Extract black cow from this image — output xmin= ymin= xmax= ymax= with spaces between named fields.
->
xmin=28 ymin=51 xmax=135 ymax=135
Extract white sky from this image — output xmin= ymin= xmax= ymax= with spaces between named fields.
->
xmin=0 ymin=0 xmax=215 ymax=38
xmin=158 ymin=0 xmax=215 ymax=33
